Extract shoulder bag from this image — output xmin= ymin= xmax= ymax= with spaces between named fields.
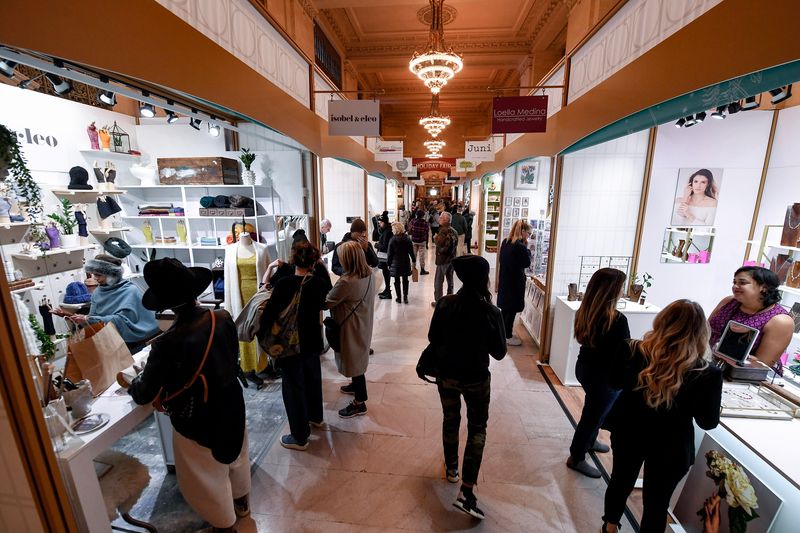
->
xmin=324 ymin=276 xmax=371 ymax=352
xmin=260 ymin=274 xmax=311 ymax=359
xmin=154 ymin=309 xmax=216 ymax=417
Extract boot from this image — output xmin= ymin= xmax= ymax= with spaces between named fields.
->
xmin=567 ymin=283 xmax=578 ymax=301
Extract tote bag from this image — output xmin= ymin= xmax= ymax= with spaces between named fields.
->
xmin=260 ymin=275 xmax=309 ymax=359
xmin=65 ymin=322 xmax=133 ymax=396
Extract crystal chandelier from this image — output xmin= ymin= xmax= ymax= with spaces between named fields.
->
xmin=409 ymin=0 xmax=463 ymax=94
xmin=424 ymin=140 xmax=446 ymax=152
xmin=419 ymin=94 xmax=451 ymax=138
xmin=425 ymin=152 xmax=443 ymax=159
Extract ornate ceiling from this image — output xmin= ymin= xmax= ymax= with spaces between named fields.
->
xmin=315 ymin=0 xmax=572 ymax=160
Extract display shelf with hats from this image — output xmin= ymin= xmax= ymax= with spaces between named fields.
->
xmin=10 ymin=244 xmax=99 ymax=261
xmin=79 ymin=149 xmax=140 ymax=161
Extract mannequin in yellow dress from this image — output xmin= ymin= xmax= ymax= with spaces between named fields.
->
xmin=237 ymin=232 xmax=268 ymax=387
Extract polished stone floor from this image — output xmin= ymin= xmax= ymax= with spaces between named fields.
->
xmin=114 ymin=248 xmax=632 ymax=532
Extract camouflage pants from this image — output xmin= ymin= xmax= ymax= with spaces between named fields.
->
xmin=437 ymin=375 xmax=491 ymax=485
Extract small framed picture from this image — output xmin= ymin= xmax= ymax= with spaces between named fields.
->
xmin=513 ymin=197 xmax=521 ymax=207
xmin=504 ymin=197 xmax=513 ymax=206
xmin=522 ymin=197 xmax=529 ymax=207
xmin=503 ymin=218 xmax=511 ymax=228
xmin=516 ymin=160 xmax=540 ymax=190
xmin=521 ymin=208 xmax=529 ymax=218
xmin=512 ymin=207 xmax=520 ymax=218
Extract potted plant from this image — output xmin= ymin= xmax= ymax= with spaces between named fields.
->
xmin=239 ymin=148 xmax=257 ymax=185
xmin=47 ymin=198 xmax=79 ymax=248
xmin=1 ymin=124 xmax=46 ymax=247
xmin=629 ymin=272 xmax=653 ymax=304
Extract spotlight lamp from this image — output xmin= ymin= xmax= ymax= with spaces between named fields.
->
xmin=45 ymin=73 xmax=72 ymax=95
xmin=683 ymin=115 xmax=697 ymax=127
xmin=189 ymin=118 xmax=202 ymax=131
xmin=769 ymin=84 xmax=792 ymax=105
xmin=727 ymin=101 xmax=741 ymax=114
xmin=139 ymin=91 xmax=156 ymax=118
xmin=741 ymin=95 xmax=759 ymax=111
xmin=208 ymin=122 xmax=221 ymax=137
xmin=166 ymin=111 xmax=179 ymax=124
xmin=675 ymin=117 xmax=686 ymax=128
xmin=710 ymin=106 xmax=726 ymax=120
xmin=695 ymin=111 xmax=707 ymax=124
xmin=99 ymin=90 xmax=116 ymax=106
xmin=0 ymin=59 xmax=17 ymax=78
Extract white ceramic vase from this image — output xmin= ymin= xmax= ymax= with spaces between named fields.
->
xmin=242 ymin=169 xmax=256 ymax=186
xmin=60 ymin=234 xmax=79 ymax=248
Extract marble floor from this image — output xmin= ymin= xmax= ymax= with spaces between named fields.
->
xmin=116 ymin=249 xmax=634 ymax=532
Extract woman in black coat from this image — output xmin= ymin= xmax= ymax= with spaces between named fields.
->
xmin=375 ymin=214 xmax=393 ymax=299
xmin=387 ymin=222 xmax=416 ymax=304
xmin=496 ymin=220 xmax=532 ymax=346
xmin=600 ymin=299 xmax=722 ymax=533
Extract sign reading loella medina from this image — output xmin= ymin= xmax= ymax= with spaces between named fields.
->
xmin=464 ymin=140 xmax=494 ymax=162
xmin=454 ymin=158 xmax=478 ymax=174
xmin=328 ymin=100 xmax=380 ymax=136
xmin=491 ymin=95 xmax=548 ymax=134
xmin=391 ymin=157 xmax=416 ymax=177
xmin=374 ymin=140 xmax=404 ymax=162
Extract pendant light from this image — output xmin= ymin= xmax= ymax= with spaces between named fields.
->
xmin=409 ymin=0 xmax=463 ymax=94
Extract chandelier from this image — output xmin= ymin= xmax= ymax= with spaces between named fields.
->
xmin=419 ymin=94 xmax=451 ymax=138
xmin=424 ymin=140 xmax=446 ymax=152
xmin=409 ymin=0 xmax=463 ymax=94
xmin=425 ymin=152 xmax=443 ymax=159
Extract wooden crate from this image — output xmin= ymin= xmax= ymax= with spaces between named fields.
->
xmin=157 ymin=157 xmax=241 ymax=185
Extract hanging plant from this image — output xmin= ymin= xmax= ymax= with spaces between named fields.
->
xmin=0 ymin=124 xmax=45 ymax=243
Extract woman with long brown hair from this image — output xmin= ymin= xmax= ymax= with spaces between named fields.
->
xmin=601 ymin=300 xmax=723 ymax=533
xmin=566 ymin=268 xmax=629 ymax=479
xmin=496 ymin=220 xmax=532 ymax=346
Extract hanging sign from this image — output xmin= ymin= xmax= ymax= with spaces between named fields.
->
xmin=374 ymin=140 xmax=404 ymax=162
xmin=391 ymin=157 xmax=416 ymax=176
xmin=328 ymin=100 xmax=380 ymax=136
xmin=464 ymin=140 xmax=494 ymax=162
xmin=412 ymin=158 xmax=455 ymax=173
xmin=491 ymin=95 xmax=548 ymax=134
xmin=454 ymin=159 xmax=478 ymax=174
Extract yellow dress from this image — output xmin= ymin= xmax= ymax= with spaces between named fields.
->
xmin=237 ymin=254 xmax=267 ymax=373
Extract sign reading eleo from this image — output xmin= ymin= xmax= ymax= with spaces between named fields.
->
xmin=465 ymin=140 xmax=494 ymax=162
xmin=16 ymin=127 xmax=58 ymax=147
xmin=328 ymin=100 xmax=380 ymax=136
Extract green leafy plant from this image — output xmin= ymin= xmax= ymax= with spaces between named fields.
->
xmin=0 ymin=124 xmax=45 ymax=243
xmin=239 ymin=148 xmax=256 ymax=171
xmin=635 ymin=272 xmax=654 ymax=297
xmin=28 ymin=314 xmax=57 ymax=360
xmin=47 ymin=197 xmax=76 ymax=235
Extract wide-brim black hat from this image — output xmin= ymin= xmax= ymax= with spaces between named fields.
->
xmin=142 ymin=258 xmax=212 ymax=311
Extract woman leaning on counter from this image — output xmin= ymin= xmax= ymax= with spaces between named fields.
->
xmin=708 ymin=266 xmax=793 ymax=368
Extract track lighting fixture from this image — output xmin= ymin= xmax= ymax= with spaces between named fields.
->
xmin=45 ymin=73 xmax=72 ymax=95
xmin=97 ymin=76 xmax=116 ymax=106
xmin=166 ymin=111 xmax=179 ymax=124
xmin=0 ymin=59 xmax=17 ymax=78
xmin=683 ymin=115 xmax=697 ymax=127
xmin=208 ymin=121 xmax=221 ymax=137
xmin=190 ymin=118 xmax=202 ymax=131
xmin=139 ymin=90 xmax=156 ymax=118
xmin=695 ymin=111 xmax=707 ymax=124
xmin=18 ymin=74 xmax=43 ymax=90
xmin=769 ymin=84 xmax=792 ymax=105
xmin=727 ymin=101 xmax=741 ymax=114
xmin=740 ymin=95 xmax=759 ymax=111
xmin=710 ymin=106 xmax=726 ymax=120
xmin=675 ymin=117 xmax=686 ymax=128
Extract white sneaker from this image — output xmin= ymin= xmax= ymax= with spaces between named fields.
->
xmin=506 ymin=336 xmax=522 ymax=346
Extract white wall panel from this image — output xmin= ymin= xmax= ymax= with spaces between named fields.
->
xmin=637 ymin=110 xmax=773 ymax=314
xmin=367 ymin=175 xmax=385 ymax=216
xmin=322 ymin=158 xmax=365 ymax=243
xmin=568 ymin=0 xmax=722 ymax=103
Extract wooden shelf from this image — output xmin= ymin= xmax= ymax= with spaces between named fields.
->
xmin=11 ymin=244 xmax=98 ymax=261
xmin=79 ymin=149 xmax=140 ymax=160
xmin=0 ymin=221 xmax=30 ymax=231
xmin=88 ymin=227 xmax=132 ymax=234
xmin=50 ymin=189 xmax=127 ymax=197
xmin=10 ymin=282 xmax=45 ymax=294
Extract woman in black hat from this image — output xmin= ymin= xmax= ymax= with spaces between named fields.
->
xmin=427 ymin=255 xmax=507 ymax=520
xmin=125 ymin=258 xmax=250 ymax=533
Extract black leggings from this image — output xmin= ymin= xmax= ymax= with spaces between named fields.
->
xmin=380 ymin=263 xmax=391 ymax=294
xmin=501 ymin=308 xmax=517 ymax=338
xmin=394 ymin=275 xmax=409 ymax=298
xmin=351 ymin=374 xmax=368 ymax=402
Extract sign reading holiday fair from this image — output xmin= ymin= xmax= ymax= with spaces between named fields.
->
xmin=328 ymin=100 xmax=380 ymax=136
xmin=412 ymin=158 xmax=455 ymax=174
xmin=491 ymin=95 xmax=548 ymax=134
xmin=374 ymin=140 xmax=404 ymax=162
xmin=464 ymin=140 xmax=494 ymax=162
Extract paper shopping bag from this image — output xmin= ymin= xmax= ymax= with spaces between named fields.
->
xmin=412 ymin=266 xmax=419 ymax=283
xmin=65 ymin=322 xmax=133 ymax=396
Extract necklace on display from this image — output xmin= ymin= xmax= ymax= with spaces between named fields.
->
xmin=789 ymin=262 xmax=800 ymax=286
xmin=787 ymin=206 xmax=800 ymax=229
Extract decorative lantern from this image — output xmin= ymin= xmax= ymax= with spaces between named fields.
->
xmin=109 ymin=121 xmax=130 ymax=154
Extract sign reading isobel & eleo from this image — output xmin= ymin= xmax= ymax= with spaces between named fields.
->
xmin=328 ymin=100 xmax=380 ymax=136
xmin=491 ymin=96 xmax=548 ymax=134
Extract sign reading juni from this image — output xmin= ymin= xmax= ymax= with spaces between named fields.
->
xmin=464 ymin=140 xmax=494 ymax=162
xmin=328 ymin=100 xmax=380 ymax=136
xmin=491 ymin=95 xmax=548 ymax=134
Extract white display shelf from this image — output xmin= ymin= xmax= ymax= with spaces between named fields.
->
xmin=779 ymin=285 xmax=800 ymax=296
xmin=10 ymin=282 xmax=45 ymax=294
xmin=128 ymin=243 xmax=227 ymax=251
xmin=123 ymin=184 xmax=268 ymax=190
xmin=49 ymin=189 xmax=127 ymax=198
xmin=79 ymin=149 xmax=140 ymax=160
xmin=11 ymin=244 xmax=98 ymax=261
xmin=666 ymin=227 xmax=715 ymax=237
xmin=88 ymin=227 xmax=132 ymax=234
xmin=121 ymin=215 xmax=270 ymax=220
xmin=661 ymin=253 xmax=686 ymax=262
xmin=758 ymin=242 xmax=800 ymax=253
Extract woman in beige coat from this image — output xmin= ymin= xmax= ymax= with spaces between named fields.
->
xmin=326 ymin=240 xmax=376 ymax=418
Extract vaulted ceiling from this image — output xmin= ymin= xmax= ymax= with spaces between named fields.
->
xmin=316 ymin=0 xmax=572 ymax=160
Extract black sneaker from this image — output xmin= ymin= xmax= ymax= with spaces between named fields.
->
xmin=338 ymin=400 xmax=367 ymax=418
xmin=340 ymin=382 xmax=356 ymax=395
xmin=404 ymin=296 xmax=409 ymax=304
xmin=420 ymin=269 xmax=429 ymax=275
xmin=445 ymin=465 xmax=459 ymax=483
xmin=395 ymin=296 xmax=402 ymax=303
xmin=378 ymin=292 xmax=392 ymax=299
xmin=453 ymin=491 xmax=485 ymax=520
xmin=566 ymin=456 xmax=602 ymax=478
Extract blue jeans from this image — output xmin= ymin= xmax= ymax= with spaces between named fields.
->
xmin=569 ymin=358 xmax=620 ymax=462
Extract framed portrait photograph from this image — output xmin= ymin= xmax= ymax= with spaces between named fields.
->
xmin=503 ymin=217 xmax=511 ymax=228
xmin=512 ymin=207 xmax=520 ymax=218
xmin=521 ymin=208 xmax=529 ymax=218
xmin=516 ymin=160 xmax=540 ymax=190
xmin=504 ymin=196 xmax=513 ymax=206
xmin=522 ymin=197 xmax=529 ymax=207
xmin=670 ymin=168 xmax=723 ymax=226
xmin=513 ymin=197 xmax=522 ymax=207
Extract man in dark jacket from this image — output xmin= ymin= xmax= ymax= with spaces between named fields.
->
xmin=432 ymin=211 xmax=458 ymax=307
xmin=463 ymin=207 xmax=475 ymax=254
xmin=331 ymin=218 xmax=378 ymax=276
xmin=408 ymin=209 xmax=430 ymax=275
xmin=449 ymin=207 xmax=468 ymax=256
